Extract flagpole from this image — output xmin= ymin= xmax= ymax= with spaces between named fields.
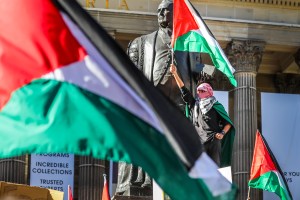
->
xmin=246 ymin=186 xmax=251 ymax=200
xmin=171 ymin=47 xmax=174 ymax=65
xmin=170 ymin=26 xmax=174 ymax=65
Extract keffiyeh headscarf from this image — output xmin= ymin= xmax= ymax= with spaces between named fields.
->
xmin=197 ymin=83 xmax=213 ymax=99
xmin=196 ymin=83 xmax=216 ymax=114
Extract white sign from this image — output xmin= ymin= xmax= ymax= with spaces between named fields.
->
xmin=214 ymin=91 xmax=229 ymax=113
xmin=262 ymin=93 xmax=300 ymax=200
xmin=30 ymin=153 xmax=74 ymax=200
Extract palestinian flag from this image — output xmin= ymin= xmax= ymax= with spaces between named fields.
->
xmin=102 ymin=175 xmax=111 ymax=200
xmin=68 ymin=185 xmax=73 ymax=200
xmin=0 ymin=0 xmax=236 ymax=199
xmin=172 ymin=0 xmax=237 ymax=87
xmin=248 ymin=131 xmax=292 ymax=200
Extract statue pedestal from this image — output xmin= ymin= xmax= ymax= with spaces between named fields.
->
xmin=112 ymin=195 xmax=152 ymax=200
xmin=112 ymin=185 xmax=152 ymax=200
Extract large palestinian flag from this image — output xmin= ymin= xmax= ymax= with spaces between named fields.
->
xmin=248 ymin=131 xmax=292 ymax=200
xmin=0 ymin=0 xmax=236 ymax=199
xmin=172 ymin=0 xmax=237 ymax=87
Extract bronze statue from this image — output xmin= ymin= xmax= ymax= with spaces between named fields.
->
xmin=115 ymin=0 xmax=214 ymax=197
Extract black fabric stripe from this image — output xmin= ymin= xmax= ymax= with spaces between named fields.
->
xmin=54 ymin=0 xmax=203 ymax=169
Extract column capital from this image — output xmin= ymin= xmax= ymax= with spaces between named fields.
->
xmin=226 ymin=39 xmax=265 ymax=73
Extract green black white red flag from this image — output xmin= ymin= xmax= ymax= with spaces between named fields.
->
xmin=248 ymin=130 xmax=292 ymax=200
xmin=172 ymin=0 xmax=237 ymax=87
xmin=102 ymin=175 xmax=111 ymax=200
xmin=68 ymin=185 xmax=73 ymax=200
xmin=0 ymin=0 xmax=236 ymax=199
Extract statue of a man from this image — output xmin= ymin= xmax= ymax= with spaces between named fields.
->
xmin=126 ymin=0 xmax=194 ymax=111
xmin=115 ymin=0 xmax=211 ymax=196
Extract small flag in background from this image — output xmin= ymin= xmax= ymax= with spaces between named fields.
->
xmin=68 ymin=185 xmax=73 ymax=200
xmin=248 ymin=130 xmax=292 ymax=200
xmin=172 ymin=0 xmax=237 ymax=87
xmin=102 ymin=174 xmax=111 ymax=200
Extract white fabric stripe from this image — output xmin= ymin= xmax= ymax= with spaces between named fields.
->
xmin=189 ymin=153 xmax=232 ymax=197
xmin=272 ymin=170 xmax=285 ymax=189
xmin=43 ymin=13 xmax=163 ymax=133
xmin=184 ymin=0 xmax=235 ymax=74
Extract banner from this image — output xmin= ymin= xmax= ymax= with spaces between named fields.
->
xmin=261 ymin=93 xmax=300 ymax=200
xmin=30 ymin=153 xmax=74 ymax=200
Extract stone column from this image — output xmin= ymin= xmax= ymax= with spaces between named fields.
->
xmin=226 ymin=40 xmax=264 ymax=200
xmin=0 ymin=156 xmax=27 ymax=184
xmin=78 ymin=156 xmax=107 ymax=200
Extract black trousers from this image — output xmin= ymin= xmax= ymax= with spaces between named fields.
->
xmin=204 ymin=138 xmax=221 ymax=167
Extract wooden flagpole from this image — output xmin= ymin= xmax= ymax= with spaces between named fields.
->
xmin=247 ymin=186 xmax=251 ymax=200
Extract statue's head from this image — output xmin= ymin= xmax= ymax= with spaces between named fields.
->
xmin=157 ymin=0 xmax=173 ymax=29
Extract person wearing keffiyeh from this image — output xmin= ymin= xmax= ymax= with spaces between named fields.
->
xmin=170 ymin=64 xmax=235 ymax=167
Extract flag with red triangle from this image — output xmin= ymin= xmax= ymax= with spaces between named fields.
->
xmin=68 ymin=185 xmax=73 ymax=200
xmin=102 ymin=175 xmax=111 ymax=200
xmin=248 ymin=130 xmax=292 ymax=200
xmin=172 ymin=0 xmax=236 ymax=87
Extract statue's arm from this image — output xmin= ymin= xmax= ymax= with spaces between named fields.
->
xmin=127 ymin=37 xmax=142 ymax=71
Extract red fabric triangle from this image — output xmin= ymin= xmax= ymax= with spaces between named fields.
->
xmin=172 ymin=0 xmax=199 ymax=47
xmin=0 ymin=0 xmax=87 ymax=109
xmin=102 ymin=180 xmax=111 ymax=200
xmin=249 ymin=130 xmax=277 ymax=180
xmin=68 ymin=185 xmax=73 ymax=200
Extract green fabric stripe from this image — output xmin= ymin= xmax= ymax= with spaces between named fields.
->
xmin=213 ymin=102 xmax=235 ymax=168
xmin=0 ymin=79 xmax=223 ymax=200
xmin=174 ymin=31 xmax=237 ymax=87
xmin=248 ymin=171 xmax=291 ymax=200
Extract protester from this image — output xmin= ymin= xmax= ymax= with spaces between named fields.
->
xmin=170 ymin=64 xmax=234 ymax=167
